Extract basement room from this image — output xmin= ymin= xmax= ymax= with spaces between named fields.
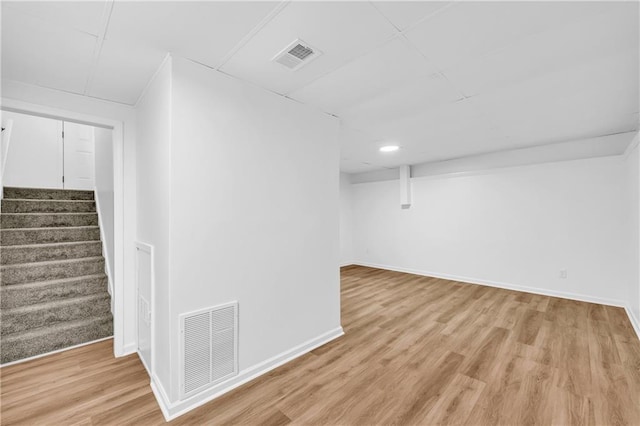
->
xmin=0 ymin=0 xmax=639 ymax=425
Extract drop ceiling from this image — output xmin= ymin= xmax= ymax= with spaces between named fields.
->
xmin=1 ymin=1 xmax=638 ymax=173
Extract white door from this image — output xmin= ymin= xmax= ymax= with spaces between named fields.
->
xmin=2 ymin=111 xmax=63 ymax=189
xmin=63 ymin=122 xmax=95 ymax=190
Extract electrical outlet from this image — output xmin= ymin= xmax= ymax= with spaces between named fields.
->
xmin=559 ymin=269 xmax=567 ymax=279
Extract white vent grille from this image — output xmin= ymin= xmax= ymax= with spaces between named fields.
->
xmin=181 ymin=302 xmax=238 ymax=398
xmin=138 ymin=295 xmax=151 ymax=326
xmin=183 ymin=312 xmax=211 ymax=394
xmin=272 ymin=39 xmax=321 ymax=71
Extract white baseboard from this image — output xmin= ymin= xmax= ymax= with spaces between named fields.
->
xmin=340 ymin=262 xmax=354 ymax=267
xmin=625 ymin=306 xmax=640 ymax=340
xmin=120 ymin=342 xmax=137 ymax=357
xmin=137 ymin=350 xmax=152 ymax=376
xmin=151 ymin=326 xmax=344 ymax=421
xmin=353 ymin=261 xmax=627 ymax=308
xmin=0 ymin=336 xmax=113 ymax=368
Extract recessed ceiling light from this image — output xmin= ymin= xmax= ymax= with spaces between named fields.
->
xmin=379 ymin=145 xmax=399 ymax=152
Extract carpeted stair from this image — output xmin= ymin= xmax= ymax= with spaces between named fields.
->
xmin=1 ymin=187 xmax=113 ymax=364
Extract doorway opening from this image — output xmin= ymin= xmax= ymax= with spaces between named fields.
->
xmin=1 ymin=109 xmax=117 ymax=364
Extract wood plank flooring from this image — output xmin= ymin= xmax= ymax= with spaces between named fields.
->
xmin=2 ymin=265 xmax=639 ymax=425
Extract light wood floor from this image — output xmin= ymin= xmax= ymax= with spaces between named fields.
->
xmin=2 ymin=265 xmax=639 ymax=425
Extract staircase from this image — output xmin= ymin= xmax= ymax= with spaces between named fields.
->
xmin=1 ymin=187 xmax=113 ymax=364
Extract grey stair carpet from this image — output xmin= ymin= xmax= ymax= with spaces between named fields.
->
xmin=1 ymin=187 xmax=112 ymax=364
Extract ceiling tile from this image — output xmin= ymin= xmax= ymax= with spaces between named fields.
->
xmin=289 ymin=37 xmax=437 ymax=115
xmin=340 ymin=72 xmax=461 ymax=129
xmin=405 ymin=1 xmax=619 ymax=70
xmin=1 ymin=6 xmax=96 ymax=94
xmin=470 ymin=49 xmax=639 ymax=148
xmin=89 ymin=38 xmax=167 ymax=105
xmin=445 ymin=4 xmax=640 ymax=96
xmin=2 ymin=1 xmax=107 ymax=36
xmin=106 ymin=1 xmax=280 ymax=69
xmin=220 ymin=1 xmax=397 ymax=95
xmin=372 ymin=1 xmax=451 ymax=31
xmin=344 ymin=98 xmax=508 ymax=166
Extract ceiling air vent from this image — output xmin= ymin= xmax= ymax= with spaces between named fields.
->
xmin=272 ymin=39 xmax=321 ymax=71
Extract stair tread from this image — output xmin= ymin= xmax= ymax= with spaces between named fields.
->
xmin=1 ymin=314 xmax=112 ymax=342
xmin=2 ymin=240 xmax=101 ymax=249
xmin=1 ymin=292 xmax=110 ymax=315
xmin=4 ymin=186 xmax=93 ymax=193
xmin=0 ymin=273 xmax=107 ymax=290
xmin=2 ymin=198 xmax=95 ymax=203
xmin=1 ymin=256 xmax=104 ymax=269
xmin=1 ymin=212 xmax=98 ymax=216
xmin=1 ymin=225 xmax=99 ymax=231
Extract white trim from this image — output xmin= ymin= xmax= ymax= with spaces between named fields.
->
xmin=122 ymin=342 xmax=137 ymax=356
xmin=353 ymin=261 xmax=627 ymax=308
xmin=0 ymin=336 xmax=113 ymax=368
xmin=150 ymin=373 xmax=173 ymax=421
xmin=340 ymin=263 xmax=354 ymax=268
xmin=135 ymin=242 xmax=156 ymax=380
xmin=0 ymin=98 xmax=127 ymax=357
xmin=151 ymin=326 xmax=344 ymax=421
xmin=625 ymin=306 xmax=640 ymax=341
xmin=94 ymin=190 xmax=114 ymax=303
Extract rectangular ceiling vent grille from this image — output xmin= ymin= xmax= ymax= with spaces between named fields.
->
xmin=181 ymin=302 xmax=238 ymax=399
xmin=272 ymin=39 xmax=321 ymax=71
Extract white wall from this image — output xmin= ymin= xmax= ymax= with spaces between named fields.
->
xmin=1 ymin=115 xmax=14 ymax=194
xmin=2 ymin=78 xmax=138 ymax=355
xmin=351 ymin=155 xmax=630 ymax=306
xmin=1 ymin=110 xmax=63 ymax=189
xmin=94 ymin=127 xmax=114 ymax=295
xmin=340 ymin=172 xmax=354 ymax=266
xmin=165 ymin=56 xmax=341 ymax=408
xmin=135 ymin=56 xmax=173 ymax=393
xmin=625 ymin=138 xmax=640 ymax=332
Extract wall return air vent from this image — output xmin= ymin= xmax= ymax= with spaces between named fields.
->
xmin=180 ymin=301 xmax=238 ymax=399
xmin=272 ymin=39 xmax=322 ymax=71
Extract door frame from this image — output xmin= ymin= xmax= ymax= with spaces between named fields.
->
xmin=135 ymin=241 xmax=155 ymax=377
xmin=1 ymin=99 xmax=127 ymax=357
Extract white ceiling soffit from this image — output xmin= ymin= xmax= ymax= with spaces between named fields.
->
xmin=350 ymin=131 xmax=637 ymax=182
xmin=220 ymin=1 xmax=398 ymax=95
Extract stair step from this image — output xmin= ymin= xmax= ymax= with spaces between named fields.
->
xmin=1 ymin=257 xmax=105 ymax=285
xmin=0 ymin=226 xmax=100 ymax=246
xmin=1 ymin=292 xmax=111 ymax=335
xmin=1 ymin=213 xmax=99 ymax=229
xmin=3 ymin=187 xmax=94 ymax=201
xmin=1 ymin=241 xmax=103 ymax=265
xmin=1 ymin=199 xmax=96 ymax=213
xmin=1 ymin=274 xmax=108 ymax=309
xmin=1 ymin=314 xmax=113 ymax=364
